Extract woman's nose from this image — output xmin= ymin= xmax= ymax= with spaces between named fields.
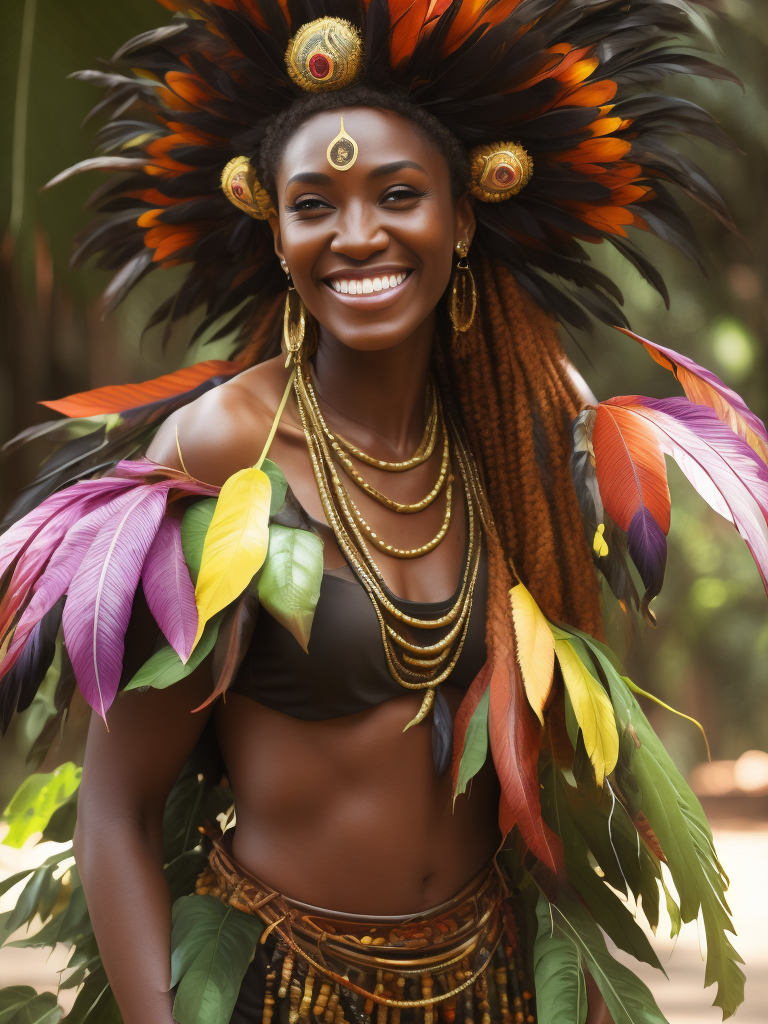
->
xmin=329 ymin=199 xmax=389 ymax=260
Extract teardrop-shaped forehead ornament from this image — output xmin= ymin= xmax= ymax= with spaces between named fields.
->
xmin=286 ymin=18 xmax=363 ymax=93
xmin=221 ymin=156 xmax=276 ymax=219
xmin=468 ymin=142 xmax=533 ymax=202
xmin=327 ymin=117 xmax=359 ymax=172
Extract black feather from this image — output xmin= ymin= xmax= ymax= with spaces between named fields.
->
xmin=0 ymin=599 xmax=64 ymax=734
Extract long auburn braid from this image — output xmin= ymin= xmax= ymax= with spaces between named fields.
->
xmin=443 ymin=257 xmax=603 ymax=639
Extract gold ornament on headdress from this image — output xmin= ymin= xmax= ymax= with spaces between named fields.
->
xmin=468 ymin=142 xmax=533 ymax=202
xmin=285 ymin=18 xmax=363 ymax=93
xmin=327 ymin=117 xmax=358 ymax=171
xmin=221 ymin=156 xmax=276 ymax=219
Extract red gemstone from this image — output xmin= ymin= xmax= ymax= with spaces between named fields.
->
xmin=232 ymin=183 xmax=244 ymax=198
xmin=308 ymin=53 xmax=332 ymax=79
xmin=492 ymin=164 xmax=518 ymax=187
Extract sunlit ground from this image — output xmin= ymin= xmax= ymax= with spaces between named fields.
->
xmin=0 ymin=822 xmax=766 ymax=1021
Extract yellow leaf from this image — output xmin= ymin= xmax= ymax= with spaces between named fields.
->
xmin=554 ymin=638 xmax=619 ymax=786
xmin=509 ymin=583 xmax=555 ymax=724
xmin=592 ymin=523 xmax=609 ymax=558
xmin=193 ymin=467 xmax=271 ymax=648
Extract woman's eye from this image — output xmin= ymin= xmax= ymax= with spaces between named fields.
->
xmin=382 ymin=186 xmax=423 ymax=204
xmin=290 ymin=196 xmax=332 ymax=212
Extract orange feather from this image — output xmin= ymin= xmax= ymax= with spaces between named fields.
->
xmin=40 ymin=361 xmax=240 ymax=418
xmin=592 ymin=403 xmax=671 ymax=534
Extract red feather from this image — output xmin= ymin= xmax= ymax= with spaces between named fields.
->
xmin=39 ymin=361 xmax=240 ymax=418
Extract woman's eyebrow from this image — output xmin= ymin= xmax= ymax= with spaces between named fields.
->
xmin=370 ymin=160 xmax=427 ymax=178
xmin=285 ymin=171 xmax=333 ymax=187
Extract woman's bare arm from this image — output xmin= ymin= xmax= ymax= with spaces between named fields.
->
xmin=74 ymin=665 xmax=214 ymax=1024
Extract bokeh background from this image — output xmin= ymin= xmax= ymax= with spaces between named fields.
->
xmin=0 ymin=0 xmax=767 ymax=1020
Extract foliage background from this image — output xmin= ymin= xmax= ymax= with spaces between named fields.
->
xmin=1 ymin=0 xmax=766 ymax=777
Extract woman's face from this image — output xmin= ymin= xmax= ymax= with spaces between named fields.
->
xmin=270 ymin=107 xmax=475 ymax=352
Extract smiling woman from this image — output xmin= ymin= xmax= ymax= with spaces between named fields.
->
xmin=0 ymin=3 xmax=760 ymax=1024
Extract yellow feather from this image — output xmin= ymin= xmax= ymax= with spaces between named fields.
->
xmin=193 ymin=466 xmax=271 ymax=648
xmin=509 ymin=583 xmax=555 ymax=724
xmin=554 ymin=637 xmax=619 ymax=786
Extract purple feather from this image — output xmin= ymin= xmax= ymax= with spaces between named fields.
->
xmin=625 ymin=397 xmax=768 ymax=593
xmin=142 ymin=512 xmax=198 ymax=663
xmin=63 ymin=485 xmax=169 ymax=718
xmin=627 ymin=507 xmax=668 ymax=624
xmin=0 ymin=489 xmax=144 ymax=683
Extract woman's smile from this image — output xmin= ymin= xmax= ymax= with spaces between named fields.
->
xmin=323 ymin=267 xmax=413 ymax=305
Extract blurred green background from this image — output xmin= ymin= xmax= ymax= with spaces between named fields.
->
xmin=1 ymin=0 xmax=766 ymax=778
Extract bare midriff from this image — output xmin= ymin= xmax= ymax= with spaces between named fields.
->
xmin=215 ymin=686 xmax=501 ymax=916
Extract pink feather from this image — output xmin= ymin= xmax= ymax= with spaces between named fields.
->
xmin=142 ymin=512 xmax=198 ymax=663
xmin=620 ymin=328 xmax=768 ymax=465
xmin=612 ymin=397 xmax=768 ymax=593
xmin=63 ymin=486 xmax=169 ymax=718
xmin=0 ymin=490 xmax=144 ymax=681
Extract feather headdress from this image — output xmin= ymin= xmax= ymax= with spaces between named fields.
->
xmin=49 ymin=0 xmax=737 ymax=337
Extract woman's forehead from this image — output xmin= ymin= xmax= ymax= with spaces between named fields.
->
xmin=277 ymin=107 xmax=442 ymax=179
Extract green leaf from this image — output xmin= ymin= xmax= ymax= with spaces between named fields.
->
xmin=539 ymin=750 xmax=663 ymax=971
xmin=65 ymin=966 xmax=120 ymax=1024
xmin=560 ymin=625 xmax=746 ymax=1018
xmin=257 ymin=524 xmax=323 ymax=652
xmin=5 ymin=849 xmax=72 ymax=933
xmin=182 ymin=499 xmax=218 ymax=585
xmin=171 ymin=895 xmax=263 ymax=1024
xmin=534 ymin=894 xmax=587 ymax=1024
xmin=41 ymin=794 xmax=78 ymax=843
xmin=455 ymin=687 xmax=490 ymax=797
xmin=3 ymin=763 xmax=81 ymax=848
xmin=262 ymin=459 xmax=288 ymax=517
xmin=163 ymin=761 xmax=206 ymax=863
xmin=547 ymin=891 xmax=669 ymax=1024
xmin=0 ymin=988 xmax=62 ymax=1024
xmin=124 ymin=612 xmax=223 ymax=691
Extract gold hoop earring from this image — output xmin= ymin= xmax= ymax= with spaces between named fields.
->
xmin=448 ymin=242 xmax=476 ymax=333
xmin=283 ymin=282 xmax=307 ymax=367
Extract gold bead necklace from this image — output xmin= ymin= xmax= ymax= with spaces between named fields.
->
xmin=304 ymin=374 xmax=451 ymax=514
xmin=332 ymin=378 xmax=439 ymax=471
xmin=294 ymin=357 xmax=486 ymax=728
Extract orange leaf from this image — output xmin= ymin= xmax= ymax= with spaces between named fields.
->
xmin=40 ymin=361 xmax=240 ymax=418
xmin=592 ymin=403 xmax=671 ymax=534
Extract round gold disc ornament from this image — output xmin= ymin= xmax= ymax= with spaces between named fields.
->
xmin=468 ymin=142 xmax=533 ymax=202
xmin=221 ymin=156 xmax=276 ymax=219
xmin=285 ymin=18 xmax=363 ymax=93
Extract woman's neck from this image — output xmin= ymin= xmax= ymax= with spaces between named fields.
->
xmin=312 ymin=315 xmax=435 ymax=459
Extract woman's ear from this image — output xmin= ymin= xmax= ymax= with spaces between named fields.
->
xmin=270 ymin=216 xmax=284 ymax=264
xmin=454 ymin=192 xmax=476 ymax=250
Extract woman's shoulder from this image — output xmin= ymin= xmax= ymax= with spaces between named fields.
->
xmin=147 ymin=356 xmax=291 ymax=486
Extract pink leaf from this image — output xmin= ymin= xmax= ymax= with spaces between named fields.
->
xmin=63 ymin=486 xmax=169 ymax=718
xmin=613 ymin=397 xmax=768 ymax=593
xmin=0 ymin=489 xmax=144 ymax=682
xmin=142 ymin=513 xmax=198 ymax=662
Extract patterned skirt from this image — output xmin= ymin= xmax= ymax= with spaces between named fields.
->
xmin=195 ymin=832 xmax=536 ymax=1024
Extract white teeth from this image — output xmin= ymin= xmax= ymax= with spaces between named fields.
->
xmin=328 ymin=272 xmax=409 ymax=295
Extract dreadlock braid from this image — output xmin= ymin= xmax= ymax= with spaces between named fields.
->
xmin=446 ymin=258 xmax=603 ymax=638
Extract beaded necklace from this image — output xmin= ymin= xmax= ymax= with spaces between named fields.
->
xmin=293 ymin=355 xmax=487 ymax=729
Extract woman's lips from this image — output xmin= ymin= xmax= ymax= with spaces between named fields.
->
xmin=322 ymin=269 xmax=413 ymax=305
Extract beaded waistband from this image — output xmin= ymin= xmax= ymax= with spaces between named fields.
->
xmin=195 ymin=828 xmax=536 ymax=1024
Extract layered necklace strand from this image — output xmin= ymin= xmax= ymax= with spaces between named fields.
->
xmin=294 ymin=355 xmax=486 ymax=729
